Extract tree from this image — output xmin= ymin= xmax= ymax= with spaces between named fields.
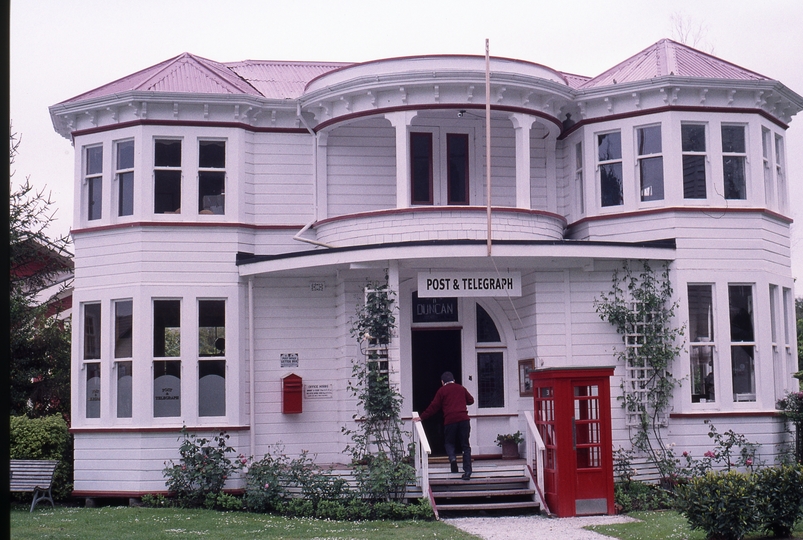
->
xmin=9 ymin=126 xmax=73 ymax=418
xmin=669 ymin=11 xmax=714 ymax=53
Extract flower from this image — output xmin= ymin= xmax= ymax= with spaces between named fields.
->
xmin=745 ymin=458 xmax=753 ymax=466
xmin=264 ymin=483 xmax=270 ymax=489
xmin=704 ymin=451 xmax=715 ymax=458
xmin=682 ymin=451 xmax=689 ymax=457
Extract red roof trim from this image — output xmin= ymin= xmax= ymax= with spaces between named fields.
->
xmin=70 ymin=119 xmax=308 ymax=139
xmin=71 ymin=221 xmax=303 ymax=236
xmin=559 ymin=105 xmax=789 ymax=140
xmin=568 ymin=206 xmax=792 ymax=230
xmin=315 ymin=205 xmax=568 ymax=227
xmin=313 ymin=103 xmax=563 ymax=133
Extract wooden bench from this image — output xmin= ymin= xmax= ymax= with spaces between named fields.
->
xmin=10 ymin=459 xmax=59 ymax=512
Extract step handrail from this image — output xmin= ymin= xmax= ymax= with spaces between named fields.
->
xmin=411 ymin=412 xmax=431 ymax=502
xmin=523 ymin=410 xmax=550 ymax=514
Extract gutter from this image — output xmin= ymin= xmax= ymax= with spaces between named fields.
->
xmin=294 ymin=103 xmax=335 ymax=249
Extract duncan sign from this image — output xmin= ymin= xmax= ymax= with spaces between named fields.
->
xmin=417 ymin=272 xmax=522 ymax=298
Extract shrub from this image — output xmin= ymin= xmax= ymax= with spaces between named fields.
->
xmin=141 ymin=493 xmax=172 ymax=508
xmin=614 ymin=481 xmax=673 ymax=513
xmin=676 ymin=470 xmax=760 ymax=540
xmin=755 ymin=464 xmax=803 ymax=537
xmin=9 ymin=414 xmax=73 ymax=500
xmin=163 ymin=427 xmax=245 ymax=508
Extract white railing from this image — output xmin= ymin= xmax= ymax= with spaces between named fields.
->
xmin=411 ymin=412 xmax=431 ymax=499
xmin=523 ymin=410 xmax=549 ymax=514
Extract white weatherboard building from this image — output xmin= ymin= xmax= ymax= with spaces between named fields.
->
xmin=50 ymin=39 xmax=801 ymax=501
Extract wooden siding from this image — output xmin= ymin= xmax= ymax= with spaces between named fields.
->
xmin=246 ymin=132 xmax=315 ymax=226
xmin=327 ymin=119 xmax=397 ymax=217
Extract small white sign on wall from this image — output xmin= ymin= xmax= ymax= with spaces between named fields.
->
xmin=305 ymin=383 xmax=333 ymax=399
xmin=281 ymin=353 xmax=299 ymax=368
xmin=417 ymin=272 xmax=522 ymax=298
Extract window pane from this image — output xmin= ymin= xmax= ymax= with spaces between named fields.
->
xmin=83 ymin=303 xmax=101 ymax=360
xmin=154 ymin=300 xmax=181 ymax=357
xmin=199 ymin=300 xmax=225 ymax=357
xmin=154 ymin=360 xmax=181 ymax=417
xmin=723 ymin=156 xmax=746 ymax=199
xmin=155 ymin=139 xmax=181 ymax=167
xmin=86 ymin=363 xmax=101 ymax=418
xmin=639 ymin=156 xmax=664 ymax=201
xmin=410 ymin=133 xmax=433 ymax=204
xmin=597 ymin=132 xmax=621 ymax=160
xmin=731 ymin=345 xmax=755 ymax=400
xmin=199 ymin=360 xmax=225 ymax=417
xmin=476 ymin=304 xmax=501 ymax=343
xmin=447 ymin=134 xmax=469 ymax=205
xmin=117 ymin=140 xmax=134 ymax=170
xmin=729 ymin=285 xmax=754 ymax=342
xmin=154 ymin=170 xmax=182 ymax=213
xmin=688 ymin=285 xmax=714 ymax=342
xmin=690 ymin=345 xmax=715 ymax=403
xmin=87 ymin=146 xmax=103 ymax=175
xmin=88 ymin=177 xmax=102 ymax=220
xmin=198 ymin=172 xmax=225 ymax=214
xmin=114 ymin=300 xmax=133 ymax=358
xmin=199 ymin=141 xmax=225 ymax=168
xmin=721 ymin=126 xmax=745 ymax=153
xmin=477 ymin=352 xmax=504 ymax=408
xmin=600 ymin=163 xmax=623 ymax=207
xmin=683 ymin=155 xmax=707 ymax=198
xmin=637 ymin=126 xmax=661 ymax=155
xmin=119 ymin=171 xmax=134 ymax=216
xmin=117 ymin=361 xmax=132 ymax=418
xmin=682 ymin=125 xmax=706 ymax=152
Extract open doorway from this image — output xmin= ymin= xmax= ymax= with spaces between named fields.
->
xmin=411 ymin=328 xmax=462 ymax=456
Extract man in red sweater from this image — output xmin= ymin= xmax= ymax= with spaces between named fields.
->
xmin=415 ymin=371 xmax=475 ymax=480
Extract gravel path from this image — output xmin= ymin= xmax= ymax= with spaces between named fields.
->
xmin=444 ymin=514 xmax=639 ymax=539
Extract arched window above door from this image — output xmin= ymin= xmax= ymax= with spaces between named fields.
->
xmin=476 ymin=304 xmax=501 ymax=343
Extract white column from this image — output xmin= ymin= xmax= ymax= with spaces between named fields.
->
xmin=545 ymin=137 xmax=558 ymax=214
xmin=386 ymin=111 xmax=416 ymax=209
xmin=510 ymin=113 xmax=536 ymax=209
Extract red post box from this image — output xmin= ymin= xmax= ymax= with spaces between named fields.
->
xmin=282 ymin=373 xmax=303 ymax=414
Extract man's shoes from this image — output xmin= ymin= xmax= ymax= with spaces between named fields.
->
xmin=461 ymin=472 xmax=471 ymax=481
xmin=450 ymin=461 xmax=459 ymax=473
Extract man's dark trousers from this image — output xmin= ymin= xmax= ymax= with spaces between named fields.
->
xmin=444 ymin=419 xmax=472 ymax=474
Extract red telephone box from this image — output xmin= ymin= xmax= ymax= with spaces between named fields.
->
xmin=530 ymin=367 xmax=615 ymax=517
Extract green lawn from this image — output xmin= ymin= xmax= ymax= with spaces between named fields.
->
xmin=589 ymin=510 xmax=803 ymax=540
xmin=9 ymin=505 xmax=481 ymax=540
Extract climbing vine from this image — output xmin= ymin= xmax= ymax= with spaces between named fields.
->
xmin=595 ymin=261 xmax=685 ymax=477
xmin=343 ymin=277 xmax=414 ymax=501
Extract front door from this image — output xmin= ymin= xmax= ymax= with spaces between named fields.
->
xmin=411 ymin=328 xmax=462 ymax=456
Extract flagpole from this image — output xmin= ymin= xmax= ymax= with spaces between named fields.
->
xmin=485 ymin=38 xmax=492 ymax=257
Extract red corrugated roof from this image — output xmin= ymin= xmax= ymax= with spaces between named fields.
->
xmin=581 ymin=39 xmax=768 ymax=89
xmin=226 ymin=60 xmax=352 ymax=99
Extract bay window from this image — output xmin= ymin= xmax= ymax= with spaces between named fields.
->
xmin=198 ymin=140 xmax=225 ymax=215
xmin=688 ymin=284 xmax=715 ymax=403
xmin=85 ymin=145 xmax=103 ymax=221
xmin=636 ymin=125 xmax=663 ymax=201
xmin=597 ymin=131 xmax=623 ymax=207
xmin=154 ymin=139 xmax=182 ymax=214
xmin=116 ymin=140 xmax=135 ymax=216
xmin=722 ymin=125 xmax=747 ymax=200
xmin=728 ymin=285 xmax=755 ymax=402
xmin=682 ymin=124 xmax=707 ymax=199
xmin=198 ymin=300 xmax=226 ymax=417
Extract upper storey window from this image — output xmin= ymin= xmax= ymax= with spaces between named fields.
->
xmin=681 ymin=124 xmax=707 ymax=199
xmin=116 ymin=140 xmax=135 ymax=217
xmin=85 ymin=145 xmax=103 ymax=221
xmin=597 ymin=131 xmax=623 ymax=207
xmin=721 ymin=126 xmax=747 ymax=200
xmin=575 ymin=142 xmax=585 ymax=215
xmin=775 ymin=134 xmax=787 ymax=212
xmin=411 ymin=133 xmax=433 ymax=204
xmin=198 ymin=141 xmax=226 ymax=215
xmin=636 ymin=125 xmax=664 ymax=202
xmin=446 ymin=134 xmax=469 ymax=205
xmin=154 ymin=139 xmax=182 ymax=214
xmin=410 ymin=131 xmax=470 ymax=205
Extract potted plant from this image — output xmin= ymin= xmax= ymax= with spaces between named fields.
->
xmin=495 ymin=431 xmax=524 ymax=459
